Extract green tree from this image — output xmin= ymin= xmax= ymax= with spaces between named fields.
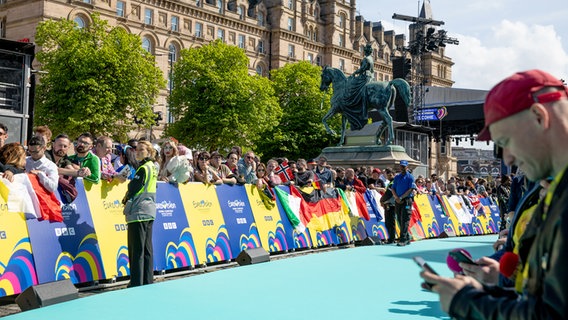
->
xmin=166 ymin=40 xmax=280 ymax=152
xmin=256 ymin=61 xmax=339 ymax=160
xmin=34 ymin=14 xmax=165 ymax=140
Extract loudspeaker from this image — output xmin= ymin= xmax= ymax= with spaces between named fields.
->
xmin=438 ymin=229 xmax=456 ymax=238
xmin=16 ymin=279 xmax=79 ymax=311
xmin=355 ymin=236 xmax=383 ymax=246
xmin=236 ymin=247 xmax=270 ymax=266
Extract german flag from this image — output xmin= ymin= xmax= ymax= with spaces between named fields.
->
xmin=295 ymin=186 xmax=349 ymax=232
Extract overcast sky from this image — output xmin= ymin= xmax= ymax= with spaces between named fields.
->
xmin=355 ymin=0 xmax=568 ymax=90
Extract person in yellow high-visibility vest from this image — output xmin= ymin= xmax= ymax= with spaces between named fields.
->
xmin=122 ymin=140 xmax=158 ymax=287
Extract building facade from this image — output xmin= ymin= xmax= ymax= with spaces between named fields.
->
xmin=0 ymin=0 xmax=459 ymax=175
xmin=0 ymin=0 xmax=454 ymax=129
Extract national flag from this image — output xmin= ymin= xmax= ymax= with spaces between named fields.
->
xmin=2 ymin=174 xmax=41 ymax=219
xmin=295 ymin=186 xmax=348 ymax=232
xmin=364 ymin=189 xmax=383 ymax=221
xmin=28 ymin=174 xmax=63 ymax=222
xmin=311 ymin=173 xmax=323 ymax=190
xmin=274 ymin=186 xmax=305 ymax=233
xmin=338 ymin=188 xmax=370 ymax=221
xmin=467 ymin=194 xmax=486 ymax=216
xmin=409 ymin=201 xmax=425 ymax=240
xmin=275 ymin=161 xmax=295 ymax=182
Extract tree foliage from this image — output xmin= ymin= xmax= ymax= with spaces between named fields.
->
xmin=255 ymin=61 xmax=339 ymax=160
xmin=34 ymin=14 xmax=165 ymax=140
xmin=166 ymin=40 xmax=281 ymax=152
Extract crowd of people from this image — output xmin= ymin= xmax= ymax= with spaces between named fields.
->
xmin=1 ymin=69 xmax=566 ymax=317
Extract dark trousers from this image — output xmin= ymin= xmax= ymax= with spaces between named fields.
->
xmin=394 ymin=198 xmax=413 ymax=242
xmin=384 ymin=204 xmax=396 ymax=241
xmin=127 ymin=220 xmax=154 ymax=287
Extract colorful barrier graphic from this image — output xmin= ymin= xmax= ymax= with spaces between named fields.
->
xmin=0 ymin=176 xmax=501 ymax=298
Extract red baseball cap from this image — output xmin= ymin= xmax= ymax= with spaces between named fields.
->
xmin=477 ymin=69 xmax=568 ymax=141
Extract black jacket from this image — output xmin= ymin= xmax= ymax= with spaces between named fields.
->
xmin=449 ymin=169 xmax=568 ymax=319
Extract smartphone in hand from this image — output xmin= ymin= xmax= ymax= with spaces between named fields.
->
xmin=449 ymin=249 xmax=478 ymax=265
xmin=413 ymin=256 xmax=438 ymax=291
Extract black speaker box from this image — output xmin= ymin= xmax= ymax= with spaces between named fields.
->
xmin=439 ymin=229 xmax=456 ymax=238
xmin=16 ymin=279 xmax=79 ymax=311
xmin=236 ymin=247 xmax=270 ymax=266
xmin=355 ymin=235 xmax=383 ymax=246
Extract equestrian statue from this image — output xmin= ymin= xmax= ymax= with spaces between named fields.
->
xmin=320 ymin=44 xmax=411 ymax=146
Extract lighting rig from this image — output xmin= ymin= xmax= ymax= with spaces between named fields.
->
xmin=391 ymin=13 xmax=459 ymax=123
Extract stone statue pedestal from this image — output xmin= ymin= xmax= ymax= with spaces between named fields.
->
xmin=319 ymin=122 xmax=419 ymax=169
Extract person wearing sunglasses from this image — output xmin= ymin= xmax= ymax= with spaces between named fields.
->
xmin=237 ymin=151 xmax=258 ymax=184
xmin=158 ymin=139 xmax=191 ymax=184
xmin=194 ymin=151 xmax=222 ymax=185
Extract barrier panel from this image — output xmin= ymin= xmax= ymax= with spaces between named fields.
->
xmin=245 ymin=185 xmax=291 ymax=253
xmin=428 ymin=194 xmax=458 ymax=236
xmin=0 ymin=203 xmax=37 ymax=297
xmin=415 ymin=194 xmax=442 ymax=238
xmin=0 ymin=177 xmax=501 ymax=298
xmin=83 ymin=180 xmax=130 ymax=280
xmin=26 ymin=179 xmax=104 ymax=284
xmin=154 ymin=182 xmax=199 ymax=271
xmin=216 ymin=184 xmax=261 ymax=255
xmin=178 ymin=183 xmax=232 ymax=265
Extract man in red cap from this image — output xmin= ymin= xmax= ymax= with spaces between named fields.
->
xmin=420 ymin=70 xmax=568 ymax=319
xmin=367 ymin=168 xmax=386 ymax=192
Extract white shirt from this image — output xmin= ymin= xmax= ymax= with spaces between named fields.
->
xmin=25 ymin=155 xmax=59 ymax=193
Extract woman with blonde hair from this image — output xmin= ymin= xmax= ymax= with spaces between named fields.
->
xmin=158 ymin=138 xmax=190 ymax=184
xmin=122 ymin=140 xmax=158 ymax=287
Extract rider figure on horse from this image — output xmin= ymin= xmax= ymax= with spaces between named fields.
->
xmin=345 ymin=43 xmax=374 ymax=116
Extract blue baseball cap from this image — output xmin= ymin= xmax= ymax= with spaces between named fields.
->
xmin=400 ymin=160 xmax=408 ymax=167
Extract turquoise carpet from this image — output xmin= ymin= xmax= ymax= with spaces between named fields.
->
xmin=5 ymin=235 xmax=497 ymax=320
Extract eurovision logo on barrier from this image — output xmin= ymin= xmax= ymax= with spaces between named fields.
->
xmin=178 ymin=183 xmax=232 ymax=265
xmin=154 ymin=182 xmax=199 ymax=271
xmin=216 ymin=184 xmax=261 ymax=256
xmin=84 ymin=179 xmax=130 ymax=279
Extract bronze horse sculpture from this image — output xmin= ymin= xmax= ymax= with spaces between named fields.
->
xmin=320 ymin=66 xmax=411 ymax=146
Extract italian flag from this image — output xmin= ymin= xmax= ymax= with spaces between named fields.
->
xmin=274 ymin=186 xmax=306 ymax=233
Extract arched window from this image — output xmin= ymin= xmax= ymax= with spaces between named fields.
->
xmin=74 ymin=16 xmax=86 ymax=29
xmin=237 ymin=6 xmax=244 ymax=20
xmin=257 ymin=12 xmax=264 ymax=26
xmin=142 ymin=37 xmax=152 ymax=53
xmin=339 ymin=13 xmax=346 ymax=28
xmin=168 ymin=44 xmax=178 ymax=64
xmin=256 ymin=65 xmax=263 ymax=76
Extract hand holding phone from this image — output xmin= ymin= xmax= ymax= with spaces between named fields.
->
xmin=413 ymin=256 xmax=438 ymax=291
xmin=448 ymin=249 xmax=478 ymax=265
